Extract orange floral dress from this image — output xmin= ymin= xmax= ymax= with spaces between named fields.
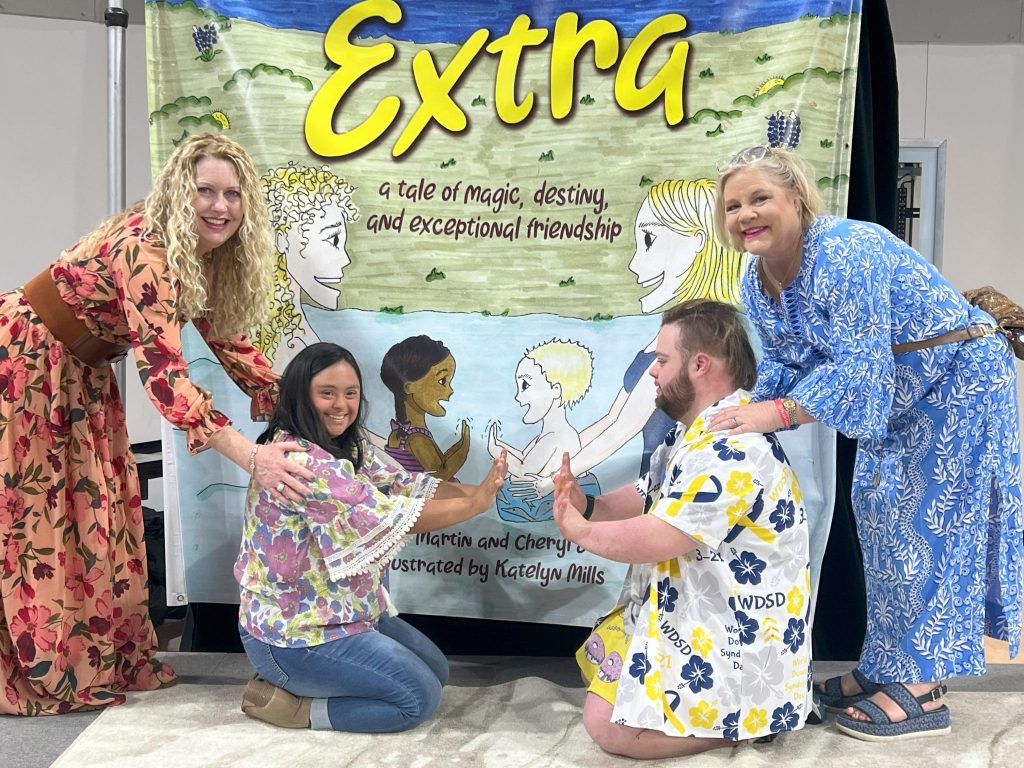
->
xmin=0 ymin=213 xmax=278 ymax=715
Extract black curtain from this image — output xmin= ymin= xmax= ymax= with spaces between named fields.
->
xmin=811 ymin=0 xmax=899 ymax=662
xmin=181 ymin=0 xmax=901 ymax=659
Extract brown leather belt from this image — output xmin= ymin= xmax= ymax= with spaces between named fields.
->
xmin=22 ymin=268 xmax=129 ymax=368
xmin=892 ymin=324 xmax=997 ymax=355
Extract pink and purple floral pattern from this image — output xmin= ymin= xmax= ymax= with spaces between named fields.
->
xmin=235 ymin=432 xmax=437 ymax=648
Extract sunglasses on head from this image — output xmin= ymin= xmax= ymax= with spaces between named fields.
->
xmin=716 ymin=144 xmax=773 ymax=173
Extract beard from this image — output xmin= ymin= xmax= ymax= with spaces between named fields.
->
xmin=655 ymin=368 xmax=695 ymax=422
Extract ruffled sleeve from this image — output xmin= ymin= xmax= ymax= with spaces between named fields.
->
xmin=284 ymin=446 xmax=432 ymax=581
xmin=787 ymin=222 xmax=895 ymax=438
xmin=193 ymin=318 xmax=280 ymax=421
xmin=363 ymin=442 xmax=441 ymax=500
xmin=109 ymin=220 xmax=232 ymax=454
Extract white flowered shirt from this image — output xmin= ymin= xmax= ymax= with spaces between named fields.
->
xmin=610 ymin=390 xmax=812 ymax=740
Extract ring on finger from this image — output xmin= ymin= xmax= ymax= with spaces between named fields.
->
xmin=275 ymin=481 xmax=286 ymax=492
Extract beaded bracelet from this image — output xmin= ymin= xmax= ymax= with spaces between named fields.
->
xmin=248 ymin=443 xmax=259 ymax=475
xmin=772 ymin=398 xmax=792 ymax=429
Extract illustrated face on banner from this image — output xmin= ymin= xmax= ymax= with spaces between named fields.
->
xmin=629 ymin=198 xmax=706 ymax=315
xmin=406 ymin=354 xmax=456 ymax=418
xmin=279 ymin=200 xmax=352 ymax=308
xmin=515 ymin=356 xmax=558 ymax=425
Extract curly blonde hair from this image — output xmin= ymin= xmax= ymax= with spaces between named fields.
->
xmin=252 ymin=163 xmax=358 ymax=362
xmin=77 ymin=133 xmax=274 ymax=337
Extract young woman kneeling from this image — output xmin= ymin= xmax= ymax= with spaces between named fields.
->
xmin=234 ymin=342 xmax=506 ymax=732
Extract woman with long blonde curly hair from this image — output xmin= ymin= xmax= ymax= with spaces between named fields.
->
xmin=0 ymin=132 xmax=313 ymax=716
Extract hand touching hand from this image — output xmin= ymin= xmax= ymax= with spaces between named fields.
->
xmin=473 ymin=448 xmax=507 ymax=512
xmin=553 ymin=452 xmax=589 ymax=545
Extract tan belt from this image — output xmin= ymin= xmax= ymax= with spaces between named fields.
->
xmin=22 ymin=268 xmax=129 ymax=368
xmin=892 ymin=324 xmax=997 ymax=355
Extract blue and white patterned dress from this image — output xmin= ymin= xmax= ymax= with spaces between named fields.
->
xmin=742 ymin=215 xmax=1023 ymax=682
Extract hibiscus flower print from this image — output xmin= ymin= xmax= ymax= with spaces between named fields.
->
xmin=729 ymin=550 xmax=766 ymax=585
xmin=743 ymin=707 xmax=768 ymax=734
xmin=629 ymin=652 xmax=651 ymax=684
xmin=656 ymin=577 xmax=678 ymax=614
xmin=680 ymin=655 xmax=714 ymax=694
xmin=712 ymin=438 xmax=746 ymax=462
xmin=765 ymin=432 xmax=787 ymax=463
xmin=725 ymin=469 xmax=754 ymax=498
xmin=770 ymin=702 xmax=799 ymax=733
xmin=691 ymin=626 xmax=713 ymax=657
xmin=742 ymin=646 xmax=784 ymax=703
xmin=786 ymin=585 xmax=805 ymax=616
xmin=769 ymin=498 xmax=796 ymax=532
xmin=688 ymin=699 xmax=718 ymax=729
xmin=784 ymin=618 xmax=806 ymax=653
xmin=734 ymin=610 xmax=759 ymax=645
xmin=723 ymin=710 xmax=740 ymax=740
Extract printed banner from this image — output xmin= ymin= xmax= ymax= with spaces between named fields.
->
xmin=148 ymin=0 xmax=858 ymax=624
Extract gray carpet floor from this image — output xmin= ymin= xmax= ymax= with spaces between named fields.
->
xmin=2 ymin=655 xmax=1022 ymax=768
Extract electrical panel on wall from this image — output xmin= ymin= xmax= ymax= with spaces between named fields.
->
xmin=897 ymin=140 xmax=947 ymax=267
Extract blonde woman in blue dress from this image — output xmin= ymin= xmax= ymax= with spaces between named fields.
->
xmin=708 ymin=145 xmax=1022 ymax=741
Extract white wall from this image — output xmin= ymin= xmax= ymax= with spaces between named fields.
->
xmin=895 ymin=42 xmax=1024 ymax=423
xmin=0 ymin=14 xmax=158 ymax=442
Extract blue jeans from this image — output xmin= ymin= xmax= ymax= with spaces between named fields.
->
xmin=240 ymin=615 xmax=449 ymax=733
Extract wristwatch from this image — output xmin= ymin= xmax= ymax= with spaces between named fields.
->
xmin=781 ymin=397 xmax=799 ymax=426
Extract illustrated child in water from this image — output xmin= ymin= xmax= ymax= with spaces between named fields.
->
xmin=380 ymin=335 xmax=469 ymax=481
xmin=487 ymin=338 xmax=600 ymax=523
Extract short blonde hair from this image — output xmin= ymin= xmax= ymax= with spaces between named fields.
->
xmin=525 ymin=339 xmax=593 ymax=408
xmin=646 ymin=179 xmax=745 ymax=305
xmin=713 ymin=146 xmax=823 ymax=250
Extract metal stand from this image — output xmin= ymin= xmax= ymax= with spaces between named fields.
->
xmin=106 ymin=5 xmax=128 ymax=398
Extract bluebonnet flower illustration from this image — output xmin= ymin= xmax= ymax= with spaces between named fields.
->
xmin=680 ymin=655 xmax=714 ymax=693
xmin=192 ymin=23 xmax=221 ymax=62
xmin=729 ymin=550 xmax=767 ymax=585
xmin=713 ymin=438 xmax=746 ymax=461
xmin=723 ymin=710 xmax=740 ymax=740
xmin=629 ymin=652 xmax=651 ymax=683
xmin=770 ymin=702 xmax=799 ymax=733
xmin=735 ymin=609 xmax=759 ymax=645
xmin=657 ymin=577 xmax=679 ymax=613
xmin=770 ymin=498 xmax=796 ymax=532
xmin=784 ymin=618 xmax=806 ymax=653
xmin=767 ymin=110 xmax=801 ymax=149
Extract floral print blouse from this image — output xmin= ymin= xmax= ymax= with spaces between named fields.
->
xmin=52 ymin=212 xmax=279 ymax=452
xmin=235 ymin=432 xmax=439 ymax=648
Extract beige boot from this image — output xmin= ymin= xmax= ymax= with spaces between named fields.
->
xmin=241 ymin=676 xmax=311 ymax=729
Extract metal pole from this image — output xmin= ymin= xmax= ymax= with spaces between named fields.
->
xmin=106 ymin=5 xmax=129 ymax=398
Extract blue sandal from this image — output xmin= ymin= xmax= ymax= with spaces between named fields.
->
xmin=816 ymin=668 xmax=882 ymax=711
xmin=834 ymin=683 xmax=950 ymax=742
